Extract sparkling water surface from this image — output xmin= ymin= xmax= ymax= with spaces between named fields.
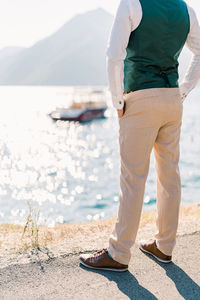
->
xmin=0 ymin=86 xmax=199 ymax=226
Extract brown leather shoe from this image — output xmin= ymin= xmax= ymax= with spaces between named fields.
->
xmin=139 ymin=240 xmax=172 ymax=263
xmin=79 ymin=248 xmax=128 ymax=272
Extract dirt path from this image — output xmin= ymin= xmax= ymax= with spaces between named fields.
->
xmin=0 ymin=231 xmax=200 ymax=300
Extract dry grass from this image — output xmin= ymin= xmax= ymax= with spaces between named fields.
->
xmin=0 ymin=202 xmax=199 ymax=255
xmin=180 ymin=202 xmax=200 ymax=218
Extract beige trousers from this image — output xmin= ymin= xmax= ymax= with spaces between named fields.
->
xmin=107 ymin=87 xmax=183 ymax=265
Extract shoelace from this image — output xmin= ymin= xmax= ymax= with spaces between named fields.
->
xmin=93 ymin=248 xmax=107 ymax=257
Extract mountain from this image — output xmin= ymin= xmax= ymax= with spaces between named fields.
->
xmin=0 ymin=8 xmax=193 ymax=86
xmin=0 ymin=46 xmax=26 ymax=61
xmin=0 ymin=8 xmax=113 ymax=86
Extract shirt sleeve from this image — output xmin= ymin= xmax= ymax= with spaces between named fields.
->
xmin=179 ymin=5 xmax=200 ymax=101
xmin=106 ymin=0 xmax=136 ymax=109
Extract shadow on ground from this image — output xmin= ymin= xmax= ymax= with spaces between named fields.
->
xmin=161 ymin=262 xmax=200 ymax=300
xmin=80 ymin=255 xmax=200 ymax=300
xmin=79 ymin=265 xmax=157 ymax=300
xmin=141 ymin=252 xmax=200 ymax=300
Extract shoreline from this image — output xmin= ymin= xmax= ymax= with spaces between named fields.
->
xmin=0 ymin=201 xmax=199 ymax=268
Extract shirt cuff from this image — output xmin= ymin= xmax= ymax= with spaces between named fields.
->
xmin=111 ymin=95 xmax=124 ymax=109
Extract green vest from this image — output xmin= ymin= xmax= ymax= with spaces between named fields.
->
xmin=124 ymin=0 xmax=190 ymax=92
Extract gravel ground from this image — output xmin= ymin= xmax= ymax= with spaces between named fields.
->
xmin=0 ymin=231 xmax=200 ymax=300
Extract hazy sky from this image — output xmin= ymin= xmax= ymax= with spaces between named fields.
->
xmin=0 ymin=0 xmax=199 ymax=50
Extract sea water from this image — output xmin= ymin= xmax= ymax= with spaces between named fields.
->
xmin=0 ymin=86 xmax=199 ymax=226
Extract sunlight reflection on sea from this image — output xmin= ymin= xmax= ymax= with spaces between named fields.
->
xmin=0 ymin=86 xmax=199 ymax=225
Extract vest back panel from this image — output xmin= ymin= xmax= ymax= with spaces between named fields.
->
xmin=124 ymin=0 xmax=190 ymax=92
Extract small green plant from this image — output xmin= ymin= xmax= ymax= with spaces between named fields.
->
xmin=21 ymin=200 xmax=50 ymax=249
xmin=21 ymin=201 xmax=40 ymax=249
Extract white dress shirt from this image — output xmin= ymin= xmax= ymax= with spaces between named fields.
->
xmin=106 ymin=0 xmax=200 ymax=109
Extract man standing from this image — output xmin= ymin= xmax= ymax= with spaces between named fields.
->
xmin=79 ymin=0 xmax=200 ymax=272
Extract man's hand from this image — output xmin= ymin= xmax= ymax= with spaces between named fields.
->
xmin=117 ymin=108 xmax=124 ymax=118
xmin=117 ymin=102 xmax=126 ymax=118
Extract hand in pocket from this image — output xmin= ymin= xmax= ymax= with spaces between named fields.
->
xmin=117 ymin=102 xmax=126 ymax=118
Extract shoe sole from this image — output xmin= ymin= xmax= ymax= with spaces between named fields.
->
xmin=139 ymin=245 xmax=172 ymax=264
xmin=79 ymin=257 xmax=128 ymax=272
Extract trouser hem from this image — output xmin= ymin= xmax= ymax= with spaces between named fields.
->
xmin=107 ymin=246 xmax=130 ymax=265
xmin=156 ymin=240 xmax=174 ymax=256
